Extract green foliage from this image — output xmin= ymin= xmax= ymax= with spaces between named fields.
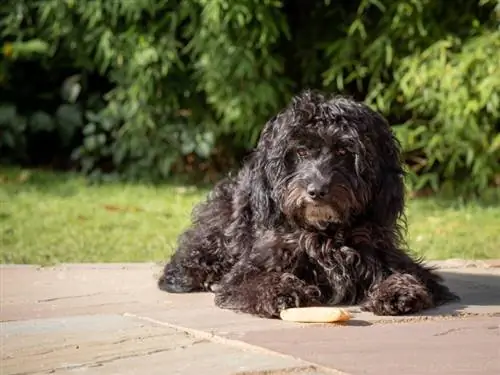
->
xmin=317 ymin=0 xmax=500 ymax=196
xmin=395 ymin=30 xmax=500 ymax=194
xmin=186 ymin=0 xmax=291 ymax=146
xmin=0 ymin=100 xmax=82 ymax=162
xmin=0 ymin=103 xmax=27 ymax=160
xmin=0 ymin=0 xmax=499 ymax=195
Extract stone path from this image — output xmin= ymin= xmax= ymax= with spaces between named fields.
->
xmin=1 ymin=261 xmax=499 ymax=375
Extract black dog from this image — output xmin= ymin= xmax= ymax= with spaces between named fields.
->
xmin=158 ymin=90 xmax=459 ymax=318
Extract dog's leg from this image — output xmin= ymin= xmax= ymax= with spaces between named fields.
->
xmin=361 ymin=273 xmax=434 ymax=315
xmin=212 ymin=229 xmax=333 ymax=318
xmin=158 ymin=255 xmax=201 ymax=293
xmin=158 ymin=179 xmax=235 ymax=293
xmin=158 ymin=248 xmax=229 ymax=293
xmin=361 ymin=264 xmax=459 ymax=316
xmin=214 ymin=270 xmax=322 ymax=319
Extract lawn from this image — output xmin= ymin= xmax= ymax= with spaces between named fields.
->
xmin=1 ymin=166 xmax=499 ymax=264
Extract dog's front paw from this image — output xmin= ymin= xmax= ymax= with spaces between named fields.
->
xmin=274 ymin=294 xmax=300 ymax=313
xmin=362 ymin=273 xmax=433 ymax=316
xmin=214 ymin=272 xmax=322 ymax=319
xmin=271 ymin=284 xmax=321 ymax=317
xmin=157 ymin=263 xmax=200 ymax=293
xmin=215 ymin=290 xmax=301 ymax=318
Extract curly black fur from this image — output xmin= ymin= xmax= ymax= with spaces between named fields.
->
xmin=158 ymin=90 xmax=459 ymax=318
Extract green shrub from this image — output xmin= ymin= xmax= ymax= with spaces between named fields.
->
xmin=395 ymin=30 xmax=500 ymax=195
xmin=0 ymin=0 xmax=498 ymax=195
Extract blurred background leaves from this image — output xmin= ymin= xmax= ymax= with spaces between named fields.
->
xmin=0 ymin=0 xmax=499 ymax=196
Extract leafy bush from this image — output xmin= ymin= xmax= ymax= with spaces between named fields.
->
xmin=0 ymin=0 xmax=499 ymax=195
xmin=395 ymin=30 xmax=500 ymax=195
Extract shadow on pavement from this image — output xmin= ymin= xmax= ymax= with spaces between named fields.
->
xmin=434 ymin=270 xmax=500 ymax=314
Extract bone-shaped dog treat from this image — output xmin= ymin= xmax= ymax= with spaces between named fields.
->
xmin=280 ymin=307 xmax=351 ymax=323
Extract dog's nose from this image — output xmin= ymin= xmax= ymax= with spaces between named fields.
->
xmin=306 ymin=183 xmax=328 ymax=199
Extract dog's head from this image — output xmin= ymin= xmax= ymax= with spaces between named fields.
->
xmin=250 ymin=90 xmax=405 ymax=230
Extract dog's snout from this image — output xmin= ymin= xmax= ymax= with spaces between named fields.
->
xmin=306 ymin=182 xmax=328 ymax=200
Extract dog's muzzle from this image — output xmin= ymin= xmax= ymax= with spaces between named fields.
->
xmin=303 ymin=200 xmax=341 ymax=230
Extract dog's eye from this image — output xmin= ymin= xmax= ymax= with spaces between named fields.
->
xmin=296 ymin=148 xmax=309 ymax=158
xmin=335 ymin=148 xmax=347 ymax=156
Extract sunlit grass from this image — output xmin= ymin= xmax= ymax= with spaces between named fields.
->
xmin=406 ymin=198 xmax=500 ymax=260
xmin=0 ymin=167 xmax=207 ymax=264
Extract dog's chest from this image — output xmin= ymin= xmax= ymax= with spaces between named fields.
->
xmin=298 ymin=233 xmax=374 ymax=289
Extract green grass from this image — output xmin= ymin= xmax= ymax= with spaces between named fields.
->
xmin=0 ymin=167 xmax=208 ymax=264
xmin=404 ymin=198 xmax=500 ymax=260
xmin=1 ymin=166 xmax=499 ymax=264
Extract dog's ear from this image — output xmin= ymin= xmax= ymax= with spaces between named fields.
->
xmin=370 ymin=129 xmax=406 ymax=228
xmin=247 ymin=113 xmax=288 ymax=227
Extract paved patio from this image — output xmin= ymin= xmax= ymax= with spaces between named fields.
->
xmin=1 ymin=261 xmax=499 ymax=375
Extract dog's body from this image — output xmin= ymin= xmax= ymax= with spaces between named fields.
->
xmin=158 ymin=90 xmax=459 ymax=318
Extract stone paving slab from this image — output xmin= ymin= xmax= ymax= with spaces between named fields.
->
xmin=232 ymin=317 xmax=500 ymax=375
xmin=1 ymin=262 xmax=500 ymax=375
xmin=0 ymin=264 xmax=165 ymax=321
xmin=2 ymin=314 xmax=331 ymax=375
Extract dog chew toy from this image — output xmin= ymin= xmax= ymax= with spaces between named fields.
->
xmin=280 ymin=307 xmax=351 ymax=323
